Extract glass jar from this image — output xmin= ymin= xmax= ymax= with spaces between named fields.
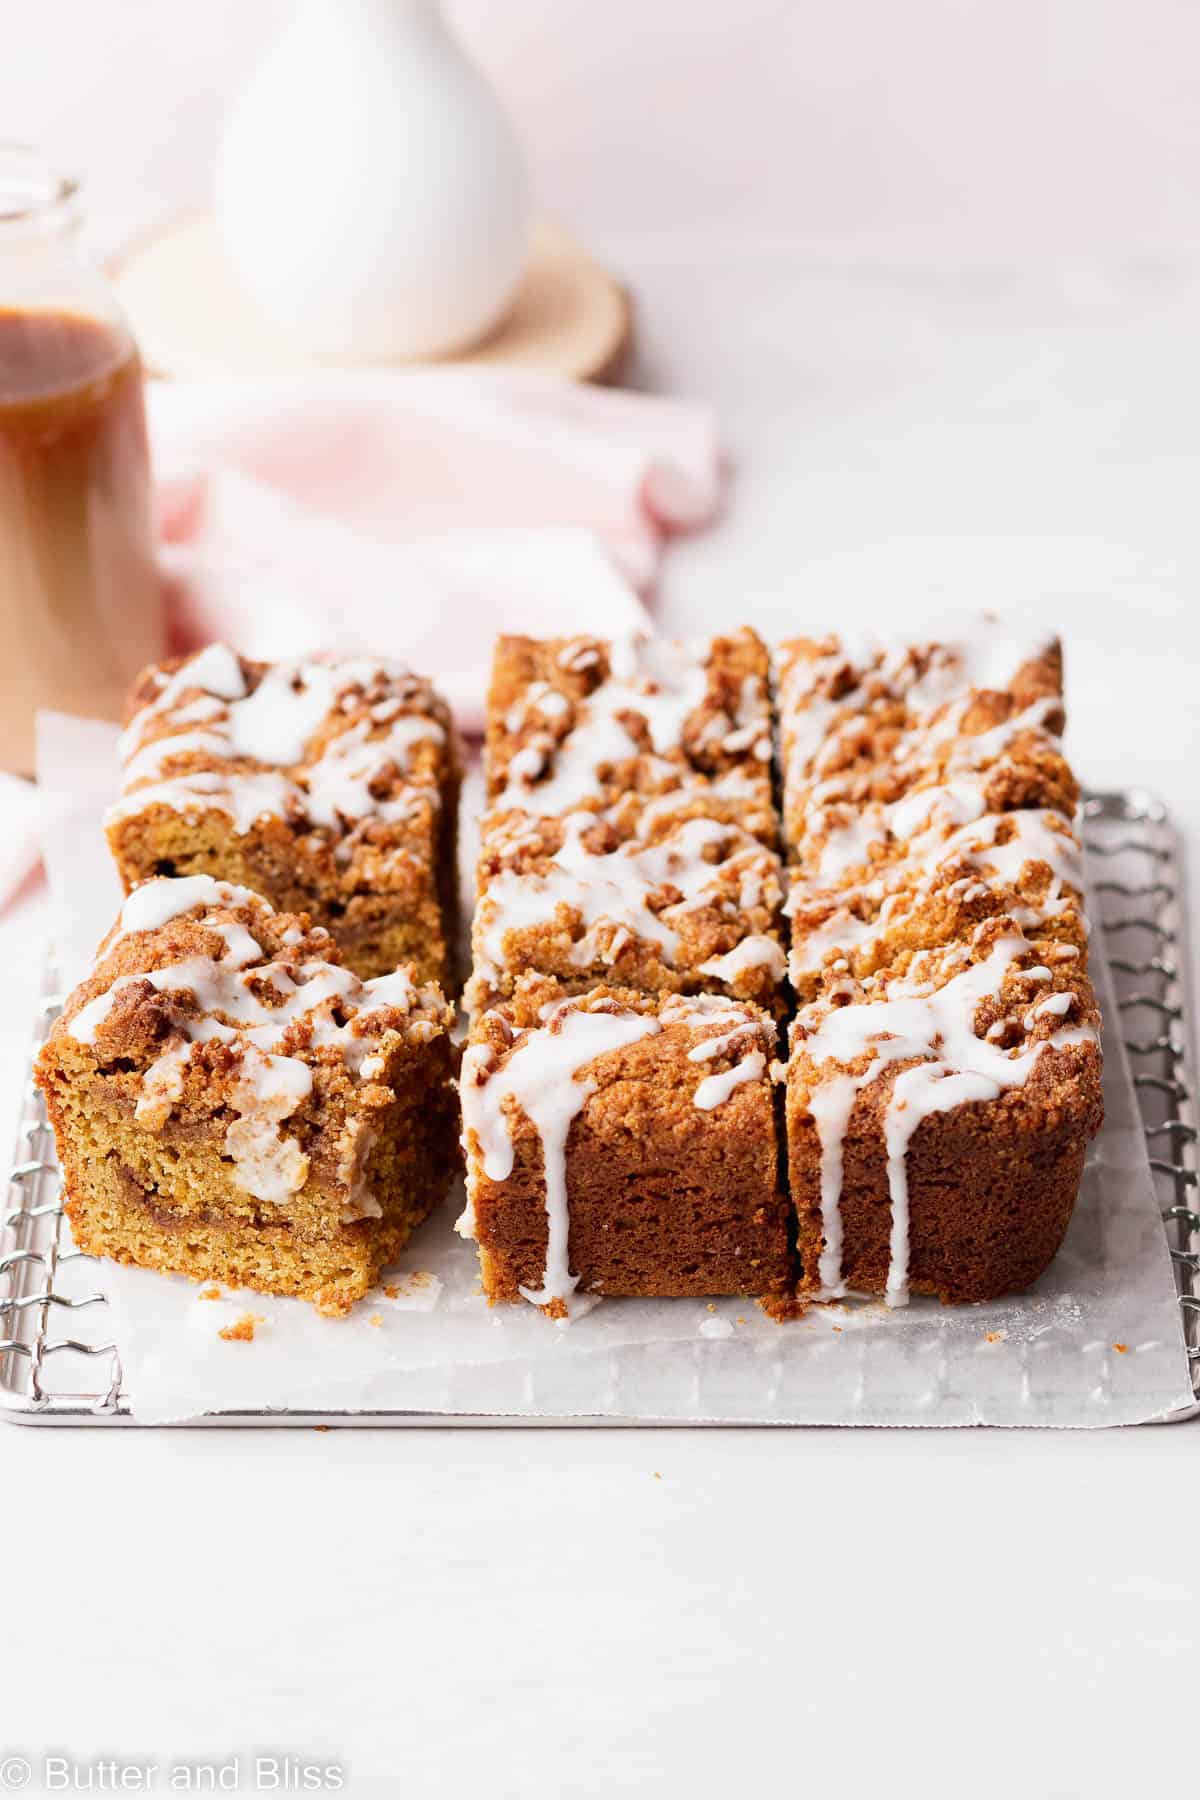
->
xmin=0 ymin=144 xmax=163 ymax=776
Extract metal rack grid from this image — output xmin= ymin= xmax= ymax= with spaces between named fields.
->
xmin=3 ymin=788 xmax=1197 ymax=1426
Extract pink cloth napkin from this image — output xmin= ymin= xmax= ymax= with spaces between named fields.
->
xmin=159 ymin=472 xmax=652 ymax=729
xmin=151 ymin=369 xmax=723 ymax=725
xmin=151 ymin=370 xmax=721 ymax=594
xmin=0 ymin=773 xmax=40 ymax=912
xmin=4 ymin=368 xmax=722 ymax=911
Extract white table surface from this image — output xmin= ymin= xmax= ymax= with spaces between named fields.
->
xmin=2 ymin=243 xmax=1198 ymax=1798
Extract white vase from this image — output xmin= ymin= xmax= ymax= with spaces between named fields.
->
xmin=214 ymin=0 xmax=532 ymax=361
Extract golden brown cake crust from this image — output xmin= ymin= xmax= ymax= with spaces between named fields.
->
xmin=775 ymin=619 xmax=1103 ymax=1307
xmin=467 ymin=809 xmax=787 ymax=1016
xmin=469 ymin=629 xmax=787 ymax=1031
xmin=461 ymin=617 xmax=1101 ymax=1317
xmin=106 ymin=646 xmax=463 ymax=986
xmin=460 ymin=631 xmax=793 ymax=1311
xmin=483 ymin=629 xmax=778 ymax=846
xmin=785 ymin=806 xmax=1088 ymax=1000
xmin=775 ymin=625 xmax=1073 ymax=851
xmin=36 ymin=876 xmax=459 ymax=1315
xmin=786 ymin=918 xmax=1102 ymax=1303
xmin=460 ymin=981 xmax=792 ymax=1308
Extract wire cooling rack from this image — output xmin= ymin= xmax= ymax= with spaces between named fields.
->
xmin=3 ymin=788 xmax=1197 ymax=1426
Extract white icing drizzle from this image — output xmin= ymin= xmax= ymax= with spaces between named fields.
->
xmin=69 ymin=878 xmax=432 ymax=1219
xmin=884 ymin=778 xmax=988 ymax=841
xmin=777 ymin=617 xmax=1057 ymax=801
xmin=301 ymin=713 xmax=440 ymax=834
xmin=936 ymin=692 xmax=1061 ymax=768
xmin=109 ymin=647 xmax=444 ymax=845
xmin=807 ymin=1074 xmax=859 ymax=1296
xmin=693 ymin=1050 xmax=766 ymax=1111
xmin=687 ymin=1020 xmax=762 ymax=1062
xmin=812 ymin=810 xmax=885 ymax=883
xmin=495 ymin=633 xmax=769 ymax=818
xmin=225 ymin=1047 xmax=313 ymax=1203
xmin=226 ymin=662 xmax=343 ymax=764
xmin=557 ymin=640 xmax=601 ymax=673
xmin=697 ymin=936 xmax=787 ymax=984
xmin=786 ymin=907 xmax=876 ymax=984
xmin=658 ymin=993 xmax=764 ymax=1030
xmin=113 ymin=873 xmax=262 ymax=940
xmin=106 ymin=769 xmax=299 ymax=838
xmin=134 ymin=1042 xmax=192 ymax=1128
xmin=630 ymin=768 xmax=768 ymax=832
xmin=461 ymin=1006 xmax=661 ymax=1310
xmin=788 ymin=804 xmax=1084 ymax=984
xmin=505 ymin=680 xmax=570 ymax=733
xmin=461 ymin=994 xmax=772 ymax=1310
xmin=700 ymin=673 xmax=773 ymax=761
xmin=806 ymin=782 xmax=1077 ymax=896
xmin=1025 ymin=990 xmax=1073 ymax=1029
xmin=776 ymin=624 xmax=1090 ymax=1307
xmin=117 ymin=645 xmax=247 ymax=760
xmin=340 ymin=1122 xmax=382 ymax=1221
xmin=473 ymin=813 xmax=783 ymax=994
xmin=797 ymin=932 xmax=1097 ymax=1306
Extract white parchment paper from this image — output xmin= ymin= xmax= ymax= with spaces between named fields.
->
xmin=36 ymin=711 xmax=1194 ymax=1426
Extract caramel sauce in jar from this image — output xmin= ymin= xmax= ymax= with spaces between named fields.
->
xmin=0 ymin=307 xmax=163 ymax=775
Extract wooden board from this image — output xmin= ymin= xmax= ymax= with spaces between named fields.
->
xmin=113 ymin=213 xmax=633 ymax=384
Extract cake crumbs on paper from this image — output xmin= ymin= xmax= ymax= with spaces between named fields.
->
xmin=653 ymin=1471 xmax=662 ymax=1481
xmin=198 ymin=1286 xmax=223 ymax=1301
xmin=706 ymin=1302 xmax=716 ymax=1312
xmin=368 ymin=1312 xmax=384 ymax=1328
xmin=984 ymin=1330 xmax=1007 ymax=1345
xmin=1113 ymin=1342 xmax=1129 ymax=1354
xmin=383 ymin=1271 xmax=435 ymax=1301
xmin=313 ymin=1424 xmax=332 ymax=1433
xmin=736 ymin=1317 xmax=746 ymax=1327
xmin=758 ymin=1291 xmax=809 ymax=1323
xmin=218 ymin=1312 xmax=262 ymax=1343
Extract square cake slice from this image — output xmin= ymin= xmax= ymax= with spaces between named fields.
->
xmin=483 ymin=629 xmax=778 ymax=846
xmin=459 ymin=981 xmax=792 ymax=1313
xmin=36 ymin=876 xmax=459 ymax=1316
xmin=774 ymin=618 xmax=1071 ymax=854
xmin=466 ymin=811 xmax=787 ymax=1017
xmin=106 ymin=646 xmax=462 ymax=986
xmin=785 ymin=804 xmax=1088 ymax=1001
xmin=784 ymin=916 xmax=1103 ymax=1307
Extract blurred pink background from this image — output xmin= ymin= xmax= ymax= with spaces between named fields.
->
xmin=6 ymin=0 xmax=1200 ymax=262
